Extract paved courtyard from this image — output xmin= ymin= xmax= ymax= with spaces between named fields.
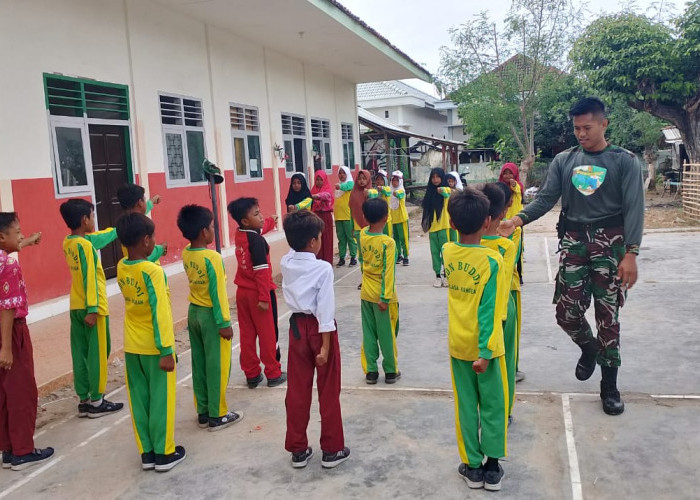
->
xmin=1 ymin=227 xmax=699 ymax=499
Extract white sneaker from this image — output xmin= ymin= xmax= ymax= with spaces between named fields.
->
xmin=433 ymin=277 xmax=442 ymax=288
xmin=441 ymin=276 xmax=449 ymax=287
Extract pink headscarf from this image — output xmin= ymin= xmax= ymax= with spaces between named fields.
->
xmin=499 ymin=163 xmax=524 ymax=194
xmin=311 ymin=170 xmax=334 ymax=212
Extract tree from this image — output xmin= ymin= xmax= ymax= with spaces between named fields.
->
xmin=570 ymin=3 xmax=700 ymax=162
xmin=437 ymin=0 xmax=583 ymax=174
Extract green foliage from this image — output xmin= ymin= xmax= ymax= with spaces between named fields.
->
xmin=570 ymin=11 xmax=699 ymax=106
xmin=606 ymin=101 xmax=667 ymax=154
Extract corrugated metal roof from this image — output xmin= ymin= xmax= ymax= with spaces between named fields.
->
xmin=357 ymin=80 xmax=439 ymax=105
xmin=662 ymin=126 xmax=682 ymax=144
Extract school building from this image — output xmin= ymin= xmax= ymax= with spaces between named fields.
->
xmin=0 ymin=0 xmax=429 ymax=316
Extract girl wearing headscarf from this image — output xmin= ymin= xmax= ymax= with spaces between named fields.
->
xmin=499 ymin=163 xmax=525 ymax=317
xmin=349 ymin=169 xmax=372 ymax=245
xmin=390 ymin=170 xmax=409 ymax=265
xmin=421 ymin=167 xmax=452 ymax=287
xmin=285 ymin=173 xmax=312 ymax=212
xmin=499 ymin=163 xmax=524 ymax=218
xmin=446 ymin=171 xmax=464 ymax=191
xmin=334 ymin=166 xmax=356 ymax=267
xmin=310 ymin=170 xmax=335 ymax=264
xmin=370 ymin=170 xmax=392 ymax=238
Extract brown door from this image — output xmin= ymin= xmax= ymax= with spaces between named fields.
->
xmin=89 ymin=125 xmax=129 ymax=279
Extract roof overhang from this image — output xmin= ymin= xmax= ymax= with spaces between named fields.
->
xmin=662 ymin=126 xmax=683 ymax=145
xmin=151 ymin=0 xmax=431 ymax=83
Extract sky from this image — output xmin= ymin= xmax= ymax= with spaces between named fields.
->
xmin=340 ymin=0 xmax=686 ymax=96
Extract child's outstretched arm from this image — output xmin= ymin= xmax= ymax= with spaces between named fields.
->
xmin=147 ymin=244 xmax=166 ymax=263
xmin=262 ymin=216 xmax=278 ymax=235
xmin=146 ymin=194 xmax=161 ymax=214
xmin=84 ymin=227 xmax=118 ymax=250
xmin=19 ymin=232 xmax=42 ymax=249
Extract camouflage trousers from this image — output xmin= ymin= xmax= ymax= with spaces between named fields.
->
xmin=553 ymin=227 xmax=626 ymax=367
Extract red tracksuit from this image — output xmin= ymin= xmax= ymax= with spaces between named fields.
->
xmin=234 ymin=225 xmax=282 ymax=379
xmin=285 ymin=314 xmax=344 ymax=454
xmin=0 ymin=252 xmax=38 ymax=457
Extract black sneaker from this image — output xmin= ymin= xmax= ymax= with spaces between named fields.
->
xmin=366 ymin=372 xmax=379 ymax=385
xmin=155 ymin=445 xmax=186 ymax=472
xmin=357 ymin=283 xmax=362 ymax=290
xmin=247 ymin=373 xmax=264 ymax=389
xmin=321 ymin=447 xmax=350 ymax=468
xmin=484 ymin=464 xmax=505 ymax=491
xmin=458 ymin=463 xmax=484 ymax=489
xmin=349 ymin=257 xmax=358 ymax=267
xmin=11 ymin=448 xmax=54 ymax=471
xmin=508 ymin=415 xmax=513 ymax=426
xmin=515 ymin=370 xmax=526 ymax=383
xmin=385 ymin=372 xmax=401 ymax=384
xmin=575 ymin=343 xmax=598 ymax=381
xmin=396 ymin=256 xmax=404 ymax=265
xmin=403 ymin=257 xmax=409 ymax=266
xmin=87 ymin=399 xmax=124 ymax=418
xmin=141 ymin=451 xmax=156 ymax=471
xmin=291 ymin=447 xmax=313 ymax=468
xmin=267 ymin=372 xmax=287 ymax=387
xmin=600 ymin=386 xmax=625 ymax=415
xmin=2 ymin=451 xmax=12 ymax=469
xmin=78 ymin=402 xmax=90 ymax=418
xmin=209 ymin=411 xmax=243 ymax=432
xmin=336 ymin=258 xmax=346 ymax=267
xmin=197 ymin=414 xmax=209 ymax=429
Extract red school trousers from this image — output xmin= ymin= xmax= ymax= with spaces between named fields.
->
xmin=285 ymin=313 xmax=344 ymax=454
xmin=0 ymin=319 xmax=37 ymax=456
xmin=236 ymin=287 xmax=282 ymax=379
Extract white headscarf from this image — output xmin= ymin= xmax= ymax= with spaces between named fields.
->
xmin=447 ymin=171 xmax=464 ymax=191
xmin=390 ymin=170 xmax=404 ymax=210
xmin=335 ymin=165 xmax=353 ymax=198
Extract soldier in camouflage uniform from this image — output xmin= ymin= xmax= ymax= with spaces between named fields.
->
xmin=500 ymin=97 xmax=644 ymax=416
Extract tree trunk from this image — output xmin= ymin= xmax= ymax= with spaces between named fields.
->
xmin=519 ymin=154 xmax=535 ymax=185
xmin=682 ymin=111 xmax=700 ymax=164
xmin=643 ymin=147 xmax=657 ymax=191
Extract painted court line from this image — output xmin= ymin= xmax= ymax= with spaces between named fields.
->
xmin=562 ymin=394 xmax=584 ymax=500
xmin=0 ymin=456 xmax=64 ymax=499
xmin=544 ymin=237 xmax=554 ymax=284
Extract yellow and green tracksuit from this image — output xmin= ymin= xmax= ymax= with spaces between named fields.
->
xmin=63 ymin=228 xmax=117 ymax=401
xmin=508 ymin=226 xmax=523 ymax=371
xmin=294 ymin=197 xmax=313 ymax=211
xmin=429 ymin=187 xmax=452 ymax=276
xmin=443 ymin=242 xmax=508 ymax=466
xmin=368 ymin=187 xmax=393 ymax=238
xmin=390 ymin=188 xmax=409 ymax=260
xmin=118 ymin=259 xmax=176 ymax=456
xmin=334 ymin=180 xmax=356 ymax=259
xmin=182 ymin=245 xmax=232 ymax=418
xmin=481 ymin=235 xmax=518 ymax=416
xmin=359 ymin=228 xmax=399 ymax=374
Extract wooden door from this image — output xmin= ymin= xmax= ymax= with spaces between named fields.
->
xmin=89 ymin=125 xmax=129 ymax=279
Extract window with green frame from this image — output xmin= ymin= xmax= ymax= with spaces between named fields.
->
xmin=43 ymin=74 xmax=130 ymax=195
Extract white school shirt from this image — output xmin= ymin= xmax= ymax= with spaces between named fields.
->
xmin=280 ymin=250 xmax=336 ymax=333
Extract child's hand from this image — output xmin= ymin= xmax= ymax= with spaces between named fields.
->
xmin=287 ymin=205 xmax=296 ymax=213
xmin=0 ymin=348 xmax=12 ymax=370
xmin=159 ymin=354 xmax=175 ymax=372
xmin=151 ymin=195 xmax=162 ymax=205
xmin=335 ymin=183 xmax=340 ymax=190
xmin=162 ymin=242 xmax=168 ymax=256
xmin=219 ymin=326 xmax=233 ymax=340
xmin=22 ymin=232 xmax=42 ymax=248
xmin=257 ymin=301 xmax=269 ymax=311
xmin=377 ymin=301 xmax=388 ymax=312
xmin=271 ymin=215 xmax=279 ymax=224
xmin=84 ymin=313 xmax=97 ymax=327
xmin=472 ymin=358 xmax=489 ymax=374
xmin=497 ymin=219 xmax=516 ymax=237
xmin=510 ymin=180 xmax=517 ymax=189
xmin=315 ymin=347 xmax=329 ymax=367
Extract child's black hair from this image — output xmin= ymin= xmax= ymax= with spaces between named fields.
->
xmin=481 ymin=183 xmax=506 ymax=219
xmin=421 ymin=167 xmax=448 ymax=232
xmin=177 ymin=204 xmax=213 ymax=241
xmin=227 ymin=197 xmax=258 ymax=226
xmin=283 ymin=211 xmax=324 ymax=251
xmin=496 ymin=181 xmax=513 ymax=207
xmin=447 ymin=187 xmax=490 ymax=236
xmin=362 ymin=197 xmax=388 ymax=224
xmin=116 ymin=213 xmax=155 ymax=248
xmin=59 ymin=199 xmax=94 ymax=230
xmin=117 ymin=184 xmax=146 ymax=210
xmin=0 ymin=212 xmax=18 ymax=232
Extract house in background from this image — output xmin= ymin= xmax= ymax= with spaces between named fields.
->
xmin=0 ymin=0 xmax=429 ymax=316
xmin=357 ymin=80 xmax=466 ymax=141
